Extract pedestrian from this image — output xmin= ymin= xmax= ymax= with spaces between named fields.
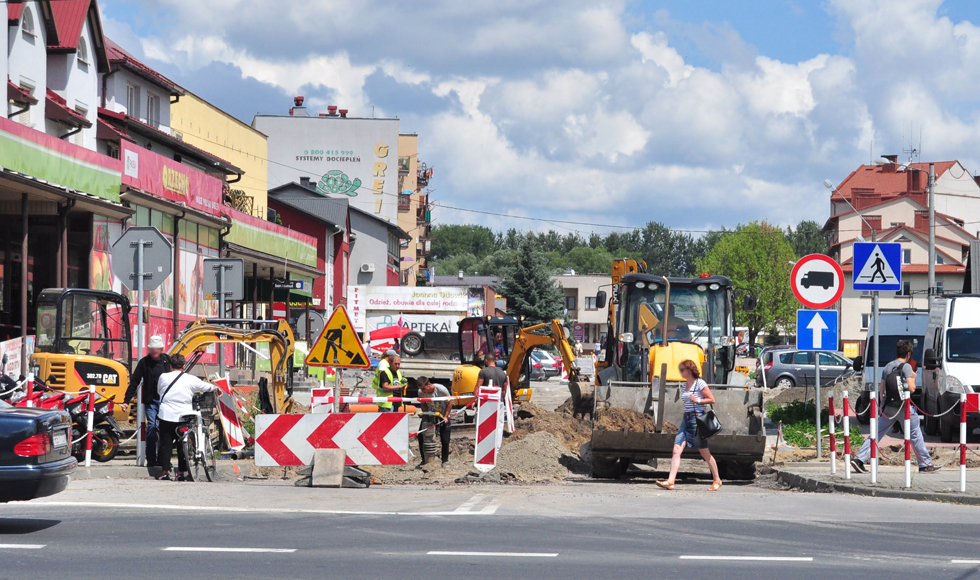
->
xmin=476 ymin=353 xmax=509 ymax=392
xmin=124 ymin=335 xmax=170 ymax=467
xmin=594 ymin=340 xmax=601 ymax=354
xmin=574 ymin=340 xmax=583 ymax=356
xmin=377 ymin=348 xmax=397 ymax=374
xmin=373 ymin=354 xmax=405 ymax=412
xmin=656 ymin=359 xmax=723 ymax=491
xmin=417 ymin=376 xmax=452 ymax=466
xmin=851 ymin=340 xmax=940 ymax=474
xmin=155 ymin=353 xmax=214 ymax=481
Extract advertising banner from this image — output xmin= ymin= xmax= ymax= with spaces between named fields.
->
xmin=354 ymin=286 xmax=468 ymax=312
xmin=0 ymin=337 xmax=35 ymax=379
xmin=366 ymin=313 xmax=460 ymax=334
xmin=121 ymin=141 xmax=223 ymax=216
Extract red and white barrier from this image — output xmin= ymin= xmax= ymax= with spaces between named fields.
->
xmin=869 ymin=390 xmax=878 ymax=484
xmin=84 ymin=384 xmax=96 ymax=467
xmin=474 ymin=385 xmax=504 ymax=473
xmin=311 ymin=387 xmax=334 ymax=414
xmin=504 ymin=384 xmax=515 ymax=433
xmin=213 ymin=377 xmax=246 ymax=451
xmin=828 ymin=394 xmax=836 ymax=476
xmin=961 ymin=393 xmax=968 ymax=493
xmin=24 ymin=373 xmax=34 ymax=408
xmin=903 ymin=398 xmax=912 ymax=488
xmin=843 ymin=390 xmax=851 ymax=480
xmin=320 ymin=395 xmax=475 ymax=405
xmin=254 ymin=412 xmax=408 ymax=466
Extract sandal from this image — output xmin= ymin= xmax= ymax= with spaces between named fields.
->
xmin=655 ymin=480 xmax=675 ymax=490
xmin=708 ymin=480 xmax=722 ymax=491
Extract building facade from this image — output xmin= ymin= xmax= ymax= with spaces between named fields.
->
xmin=553 ymin=274 xmax=610 ymax=350
xmin=396 ymin=134 xmax=433 ymax=286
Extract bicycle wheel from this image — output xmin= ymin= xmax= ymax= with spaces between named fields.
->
xmin=203 ymin=433 xmax=216 ymax=482
xmin=182 ymin=429 xmax=200 ymax=482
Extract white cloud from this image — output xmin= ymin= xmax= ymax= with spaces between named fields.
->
xmin=631 ymin=32 xmax=694 ymax=87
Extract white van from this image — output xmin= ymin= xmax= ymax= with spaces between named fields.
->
xmin=853 ymin=310 xmax=928 ymax=424
xmin=922 ymin=295 xmax=980 ymax=442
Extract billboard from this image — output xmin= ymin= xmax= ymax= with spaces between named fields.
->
xmin=120 ymin=140 xmax=223 ymax=216
xmin=255 ymin=115 xmax=401 ymax=223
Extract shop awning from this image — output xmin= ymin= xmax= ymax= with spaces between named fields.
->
xmin=0 ymin=168 xmax=132 ymax=219
xmin=223 ymin=242 xmax=323 ymax=280
xmin=121 ymin=188 xmax=230 ymax=229
xmin=45 ymin=90 xmax=93 ymax=129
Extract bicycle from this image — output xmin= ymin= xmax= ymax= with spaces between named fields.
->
xmin=176 ymin=392 xmax=217 ymax=482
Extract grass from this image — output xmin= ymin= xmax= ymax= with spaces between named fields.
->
xmin=767 ymin=400 xmax=864 ymax=449
xmin=239 ymin=391 xmax=259 ymax=439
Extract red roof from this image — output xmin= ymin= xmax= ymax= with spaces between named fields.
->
xmin=8 ymin=3 xmax=24 ymax=22
xmin=7 ymin=80 xmax=38 ymax=105
xmin=47 ymin=0 xmax=89 ymax=51
xmin=104 ymin=37 xmax=184 ymax=96
xmin=831 ymin=161 xmax=958 ymax=203
xmin=45 ymin=89 xmax=92 ymax=128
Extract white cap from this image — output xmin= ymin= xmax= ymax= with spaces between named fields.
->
xmin=147 ymin=335 xmax=165 ymax=349
xmin=384 ymin=349 xmax=398 ymax=357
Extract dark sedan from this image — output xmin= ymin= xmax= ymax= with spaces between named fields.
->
xmin=0 ymin=400 xmax=76 ymax=502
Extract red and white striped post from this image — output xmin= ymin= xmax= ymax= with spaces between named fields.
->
xmin=961 ymin=392 xmax=968 ymax=493
xmin=843 ymin=390 xmax=851 ymax=480
xmin=903 ymin=398 xmax=912 ymax=488
xmin=24 ymin=373 xmax=34 ymax=408
xmin=84 ymin=384 xmax=96 ymax=467
xmin=828 ymin=394 xmax=836 ymax=475
xmin=870 ymin=390 xmax=878 ymax=484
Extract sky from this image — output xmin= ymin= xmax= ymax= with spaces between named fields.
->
xmin=100 ymin=0 xmax=980 ymax=237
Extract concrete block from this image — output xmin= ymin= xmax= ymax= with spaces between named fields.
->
xmin=311 ymin=449 xmax=346 ymax=488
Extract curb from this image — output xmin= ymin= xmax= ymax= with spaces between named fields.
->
xmin=775 ymin=470 xmax=980 ymax=505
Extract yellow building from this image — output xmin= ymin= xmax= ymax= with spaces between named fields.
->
xmin=170 ymin=91 xmax=270 ymax=219
xmin=397 ymin=134 xmax=432 ymax=286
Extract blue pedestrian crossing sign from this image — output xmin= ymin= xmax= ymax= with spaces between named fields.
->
xmin=797 ymin=310 xmax=838 ymax=351
xmin=853 ymin=242 xmax=902 ymax=291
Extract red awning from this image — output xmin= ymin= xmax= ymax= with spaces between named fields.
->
xmin=7 ymin=81 xmax=37 ymax=106
xmin=45 ymin=89 xmax=92 ymax=128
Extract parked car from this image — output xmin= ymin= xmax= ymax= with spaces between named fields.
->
xmin=529 ymin=360 xmax=547 ymax=382
xmin=923 ymin=295 xmax=980 ymax=442
xmin=531 ymin=350 xmax=560 ymax=378
xmin=854 ymin=309 xmax=928 ymax=425
xmin=756 ymin=349 xmax=853 ymax=389
xmin=0 ymin=400 xmax=76 ymax=503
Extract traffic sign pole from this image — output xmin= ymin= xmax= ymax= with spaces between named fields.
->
xmin=815 ymin=360 xmax=821 ymax=459
xmin=135 ymin=238 xmax=147 ymax=467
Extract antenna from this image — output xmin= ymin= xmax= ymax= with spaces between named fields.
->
xmin=903 ymin=122 xmax=920 ymax=163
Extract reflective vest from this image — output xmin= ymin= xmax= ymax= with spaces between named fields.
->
xmin=372 ymin=366 xmax=404 ymax=410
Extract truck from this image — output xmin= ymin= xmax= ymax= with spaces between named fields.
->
xmin=853 ymin=308 xmax=928 ymax=424
xmin=588 ymin=260 xmax=765 ymax=480
xmin=922 ymin=295 xmax=980 ymax=442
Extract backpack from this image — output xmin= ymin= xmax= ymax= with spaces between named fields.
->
xmin=883 ymin=363 xmax=909 ymax=411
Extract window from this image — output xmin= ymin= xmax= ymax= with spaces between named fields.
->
xmin=936 ymin=253 xmax=945 ymax=265
xmin=890 ymin=222 xmax=905 ymax=227
xmin=15 ymin=82 xmax=34 ymax=126
xmin=135 ymin=205 xmax=150 ymax=226
xmin=127 ymin=85 xmax=141 ymax=119
xmin=861 ymin=314 xmax=870 ymax=330
xmin=585 ymin=296 xmax=598 ymax=310
xmin=77 ymin=37 xmax=90 ymax=66
xmin=902 ymin=248 xmax=912 ymax=265
xmin=818 ymin=352 xmax=842 ymax=367
xmin=146 ymin=93 xmax=160 ymax=127
xmin=21 ymin=7 xmax=35 ymax=39
xmin=937 ymin=281 xmax=945 ymax=294
xmin=73 ymin=105 xmax=88 ymax=146
xmin=780 ymin=351 xmax=813 ymax=365
xmin=896 ymin=280 xmax=911 ymax=296
xmin=564 ymin=296 xmax=577 ymax=311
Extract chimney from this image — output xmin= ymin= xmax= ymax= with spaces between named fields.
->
xmin=292 ymin=96 xmax=307 ymax=116
xmin=319 ymin=113 xmax=327 ymax=117
xmin=339 ymin=109 xmax=348 ymax=118
xmin=327 ymin=106 xmax=338 ymax=117
xmin=458 ymin=270 xmax=464 ymax=280
xmin=299 ymin=176 xmax=311 ymax=189
xmin=881 ymin=154 xmax=898 ymax=173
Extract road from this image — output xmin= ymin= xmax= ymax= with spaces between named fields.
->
xmin=2 ymin=479 xmax=979 ymax=579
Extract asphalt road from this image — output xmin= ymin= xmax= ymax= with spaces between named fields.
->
xmin=2 ymin=481 xmax=980 ymax=579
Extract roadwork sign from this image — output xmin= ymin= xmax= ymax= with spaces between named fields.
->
xmin=797 ymin=310 xmax=839 ymax=351
xmin=791 ymin=254 xmax=844 ymax=309
xmin=254 ymin=412 xmax=409 ymax=466
xmin=853 ymin=242 xmax=902 ymax=291
xmin=305 ymin=305 xmax=369 ymax=368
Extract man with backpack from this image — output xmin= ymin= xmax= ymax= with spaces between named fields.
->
xmin=851 ymin=340 xmax=940 ymax=473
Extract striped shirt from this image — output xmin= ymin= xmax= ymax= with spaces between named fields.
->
xmin=683 ymin=378 xmax=707 ymax=414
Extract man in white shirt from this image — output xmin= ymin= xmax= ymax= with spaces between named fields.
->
xmin=155 ymin=353 xmax=214 ymax=481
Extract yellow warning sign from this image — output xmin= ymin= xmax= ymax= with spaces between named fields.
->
xmin=305 ymin=305 xmax=370 ymax=368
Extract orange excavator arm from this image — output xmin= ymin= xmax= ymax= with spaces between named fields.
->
xmin=506 ymin=319 xmax=591 ymax=414
xmin=169 ymin=319 xmax=296 ymax=414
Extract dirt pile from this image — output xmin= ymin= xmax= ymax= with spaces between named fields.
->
xmin=594 ymin=407 xmax=676 ymax=433
xmin=496 ymin=431 xmax=588 ymax=481
xmin=509 ymin=401 xmax=592 ymax=452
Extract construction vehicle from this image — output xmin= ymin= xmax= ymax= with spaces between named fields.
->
xmin=168 ymin=318 xmax=296 ymax=414
xmin=589 ymin=259 xmax=765 ymax=480
xmin=30 ymin=289 xmax=132 ymax=421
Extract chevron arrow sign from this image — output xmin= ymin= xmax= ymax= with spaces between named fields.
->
xmin=254 ymin=413 xmax=409 ymax=466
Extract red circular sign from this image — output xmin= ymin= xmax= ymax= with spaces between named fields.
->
xmin=791 ymin=254 xmax=844 ymax=309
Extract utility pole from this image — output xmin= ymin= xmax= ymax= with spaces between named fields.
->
xmin=928 ymin=162 xmax=936 ymax=294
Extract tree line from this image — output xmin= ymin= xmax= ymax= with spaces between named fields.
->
xmin=430 ymin=220 xmax=829 ymax=344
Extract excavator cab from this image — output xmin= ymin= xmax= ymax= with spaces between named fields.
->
xmin=31 ymin=289 xmax=132 ymax=419
xmin=453 ymin=316 xmax=526 ymax=402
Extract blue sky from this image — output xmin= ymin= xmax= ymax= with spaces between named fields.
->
xmin=100 ymin=0 xmax=980 ymax=236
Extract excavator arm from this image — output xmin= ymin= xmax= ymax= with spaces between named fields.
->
xmin=169 ymin=318 xmax=296 ymax=414
xmin=507 ymin=319 xmax=593 ymax=417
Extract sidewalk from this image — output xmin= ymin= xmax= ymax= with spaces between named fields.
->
xmin=70 ymin=456 xmax=253 ymax=481
xmin=776 ymin=462 xmax=980 ymax=505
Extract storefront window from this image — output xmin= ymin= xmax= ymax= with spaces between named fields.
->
xmin=183 ymin=222 xmax=198 ymax=249
xmin=161 ymin=213 xmax=174 ymax=235
xmin=135 ymin=205 xmax=150 ymax=226
xmin=151 ymin=209 xmax=164 ymax=231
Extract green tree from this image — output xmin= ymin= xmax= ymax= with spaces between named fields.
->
xmin=429 ymin=224 xmax=499 ymax=260
xmin=786 ymin=220 xmax=829 ymax=258
xmin=699 ymin=222 xmax=797 ymax=345
xmin=499 ymin=238 xmax=566 ymax=324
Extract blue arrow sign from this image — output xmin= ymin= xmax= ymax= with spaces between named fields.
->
xmin=853 ymin=242 xmax=902 ymax=291
xmin=797 ymin=310 xmax=838 ymax=351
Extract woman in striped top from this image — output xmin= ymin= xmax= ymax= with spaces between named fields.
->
xmin=656 ymin=359 xmax=722 ymax=491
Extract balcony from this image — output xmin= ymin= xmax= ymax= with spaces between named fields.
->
xmin=225 ymin=188 xmax=255 ymax=216
xmin=398 ymin=193 xmax=412 ymax=212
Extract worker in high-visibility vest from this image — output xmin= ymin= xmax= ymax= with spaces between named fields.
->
xmin=373 ymin=355 xmax=406 ymax=412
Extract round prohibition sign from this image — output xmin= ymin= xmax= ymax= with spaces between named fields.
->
xmin=791 ymin=254 xmax=844 ymax=309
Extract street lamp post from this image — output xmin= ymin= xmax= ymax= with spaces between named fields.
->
xmin=873 ymin=158 xmax=937 ymax=294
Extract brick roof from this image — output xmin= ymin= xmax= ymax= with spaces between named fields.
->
xmin=104 ymin=36 xmax=184 ymax=96
xmin=831 ymin=161 xmax=958 ymax=203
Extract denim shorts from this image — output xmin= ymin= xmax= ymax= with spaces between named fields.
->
xmin=674 ymin=414 xmax=708 ymax=449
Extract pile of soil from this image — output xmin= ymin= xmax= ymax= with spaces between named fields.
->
xmin=594 ymin=407 xmax=676 ymax=434
xmin=495 ymin=431 xmax=588 ymax=481
xmin=509 ymin=401 xmax=592 ymax=452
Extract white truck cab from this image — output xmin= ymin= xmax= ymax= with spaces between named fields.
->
xmin=922 ymin=295 xmax=980 ymax=442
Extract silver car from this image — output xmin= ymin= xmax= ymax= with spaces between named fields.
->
xmin=756 ymin=349 xmax=853 ymax=389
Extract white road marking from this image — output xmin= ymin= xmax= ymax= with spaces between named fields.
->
xmin=680 ymin=556 xmax=813 ymax=562
xmin=452 ymin=495 xmax=500 ymax=515
xmin=0 ymin=544 xmax=45 ymax=549
xmin=165 ymin=547 xmax=296 ymax=553
xmin=952 ymin=560 xmax=980 ymax=564
xmin=428 ymin=551 xmax=558 ymax=558
xmin=453 ymin=495 xmax=485 ymax=513
xmin=28 ymin=501 xmax=496 ymax=517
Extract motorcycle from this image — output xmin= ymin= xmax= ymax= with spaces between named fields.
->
xmin=63 ymin=390 xmax=125 ymax=462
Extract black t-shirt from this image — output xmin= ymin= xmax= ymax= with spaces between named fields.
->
xmin=477 ymin=365 xmax=508 ymax=389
